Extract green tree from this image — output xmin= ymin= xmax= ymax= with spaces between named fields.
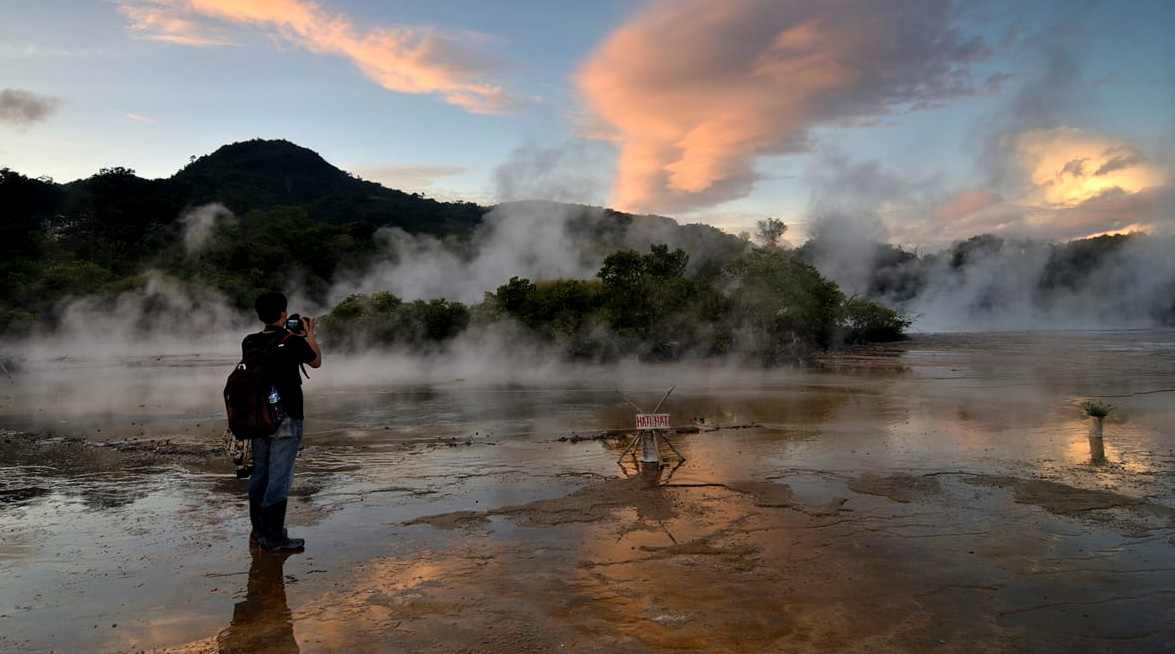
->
xmin=1039 ymin=234 xmax=1131 ymax=292
xmin=58 ymin=167 xmax=184 ymax=275
xmin=319 ymin=292 xmax=469 ymax=350
xmin=949 ymin=234 xmax=1004 ymax=270
xmin=0 ymin=169 xmax=64 ymax=325
xmin=485 ymin=276 xmax=607 ymax=356
xmin=598 ymin=244 xmax=693 ymax=342
xmin=755 ymin=217 xmax=787 ymax=248
xmin=184 ymin=206 xmax=380 ymax=309
xmin=839 ymin=296 xmax=912 ymax=343
xmin=40 ymin=261 xmax=114 ymax=296
xmin=493 ymin=276 xmax=540 ymax=327
xmin=721 ymin=249 xmax=845 ymax=363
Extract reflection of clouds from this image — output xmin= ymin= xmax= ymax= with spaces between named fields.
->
xmin=261 ymin=553 xmax=492 ymax=651
xmin=654 ymin=386 xmax=855 ymax=427
xmin=7 ymin=331 xmax=1175 ymax=652
xmin=1063 ymin=414 xmax=1160 ymax=476
xmin=189 ymin=485 xmax=791 ymax=650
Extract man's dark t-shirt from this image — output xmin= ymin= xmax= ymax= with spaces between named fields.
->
xmin=241 ymin=328 xmax=316 ymax=421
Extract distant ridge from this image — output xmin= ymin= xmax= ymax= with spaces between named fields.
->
xmin=160 ymin=139 xmax=743 ymax=260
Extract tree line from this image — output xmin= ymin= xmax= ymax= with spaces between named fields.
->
xmin=319 ymin=244 xmax=910 ymax=365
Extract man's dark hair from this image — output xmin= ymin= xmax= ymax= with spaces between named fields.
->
xmin=255 ymin=291 xmax=288 ymax=324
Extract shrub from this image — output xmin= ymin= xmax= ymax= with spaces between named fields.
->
xmin=840 ymin=296 xmax=912 ymax=344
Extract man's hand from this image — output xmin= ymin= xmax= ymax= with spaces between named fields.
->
xmin=303 ymin=316 xmax=322 ymax=368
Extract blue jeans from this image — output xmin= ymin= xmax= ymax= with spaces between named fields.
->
xmin=249 ymin=418 xmax=303 ymax=508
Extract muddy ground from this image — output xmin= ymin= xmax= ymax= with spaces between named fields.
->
xmin=1 ymin=331 xmax=1174 ymax=653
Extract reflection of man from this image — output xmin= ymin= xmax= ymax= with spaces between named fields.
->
xmin=216 ymin=552 xmax=299 ymax=654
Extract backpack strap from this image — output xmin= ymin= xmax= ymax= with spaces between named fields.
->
xmin=267 ymin=331 xmax=309 ymax=379
xmin=259 ymin=329 xmax=294 ymax=351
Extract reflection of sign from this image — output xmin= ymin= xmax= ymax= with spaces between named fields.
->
xmin=635 ymin=413 xmax=671 ymax=430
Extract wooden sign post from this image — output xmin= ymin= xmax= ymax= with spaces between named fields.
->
xmin=617 ymin=388 xmax=686 ymax=467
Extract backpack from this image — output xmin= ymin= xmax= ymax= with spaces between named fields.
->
xmin=224 ymin=332 xmax=293 ymax=440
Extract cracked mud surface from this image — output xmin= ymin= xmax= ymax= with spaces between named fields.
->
xmin=1 ymin=330 xmax=1174 ymax=652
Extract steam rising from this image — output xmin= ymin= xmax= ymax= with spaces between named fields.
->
xmin=7 ymin=188 xmax=1172 ymax=445
xmin=493 ymin=140 xmax=614 ymax=206
xmin=328 ymin=203 xmax=603 ymax=306
xmin=179 ymin=202 xmax=233 ymax=254
xmin=906 ymin=235 xmax=1175 ymax=332
xmin=30 ymin=274 xmax=251 ymax=359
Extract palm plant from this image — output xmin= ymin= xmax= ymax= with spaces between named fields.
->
xmin=1080 ymin=400 xmax=1115 ymax=463
xmin=1080 ymin=400 xmax=1115 ymax=419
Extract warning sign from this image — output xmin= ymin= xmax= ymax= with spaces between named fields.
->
xmin=635 ymin=413 xmax=671 ymax=430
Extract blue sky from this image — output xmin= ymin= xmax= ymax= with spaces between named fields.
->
xmin=2 ymin=0 xmax=1172 ymax=248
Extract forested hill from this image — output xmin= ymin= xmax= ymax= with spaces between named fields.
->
xmin=2 ymin=138 xmax=486 ymax=243
xmin=169 ymin=139 xmax=485 ymax=234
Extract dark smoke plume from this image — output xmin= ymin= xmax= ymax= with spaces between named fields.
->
xmin=0 ymin=88 xmax=60 ymax=126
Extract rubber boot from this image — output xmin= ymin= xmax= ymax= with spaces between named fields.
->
xmin=258 ymin=500 xmax=305 ymax=553
xmin=248 ymin=498 xmax=263 ymax=548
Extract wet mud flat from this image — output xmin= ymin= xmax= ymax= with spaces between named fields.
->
xmin=1 ymin=331 xmax=1174 ymax=652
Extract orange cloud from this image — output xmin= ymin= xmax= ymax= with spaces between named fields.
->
xmin=576 ymin=0 xmax=994 ymax=214
xmin=905 ymin=188 xmax=1015 ymax=244
xmin=115 ymin=0 xmax=518 ymax=114
xmin=1046 ymin=186 xmax=1175 ymax=241
xmin=1012 ymin=127 xmax=1167 ymax=208
xmin=117 ymin=1 xmax=233 ymax=46
xmin=996 ymin=127 xmax=1174 ymax=241
xmin=932 ymin=189 xmax=1003 ymax=225
xmin=907 ymin=129 xmax=1173 ymax=246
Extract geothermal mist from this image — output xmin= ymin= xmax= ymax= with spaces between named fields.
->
xmin=808 ymin=229 xmax=1175 ymax=332
xmin=6 ymin=187 xmax=1173 ymax=448
xmin=22 ymin=195 xmax=1175 ymax=373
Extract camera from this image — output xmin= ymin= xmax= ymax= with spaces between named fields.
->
xmin=285 ymin=313 xmax=307 ymax=335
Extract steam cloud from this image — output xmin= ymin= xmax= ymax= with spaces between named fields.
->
xmin=329 ymin=203 xmax=619 ymax=306
xmin=493 ymin=140 xmax=614 ymax=206
xmin=179 ymin=202 xmax=233 ymax=254
xmin=799 ymin=146 xmax=1175 ymax=332
xmin=0 ymin=88 xmax=60 ymax=126
xmin=903 ymin=234 xmax=1175 ymax=332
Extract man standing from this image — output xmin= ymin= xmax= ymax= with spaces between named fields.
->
xmin=245 ymin=291 xmax=322 ymax=553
